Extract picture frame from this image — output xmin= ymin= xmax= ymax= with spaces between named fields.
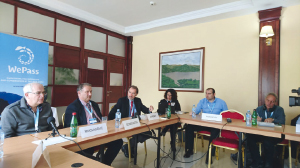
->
xmin=159 ymin=47 xmax=205 ymax=92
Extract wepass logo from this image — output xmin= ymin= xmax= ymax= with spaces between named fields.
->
xmin=16 ymin=46 xmax=34 ymax=65
xmin=8 ymin=46 xmax=39 ymax=74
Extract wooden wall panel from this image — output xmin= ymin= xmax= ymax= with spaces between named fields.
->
xmin=258 ymin=7 xmax=281 ymax=106
xmin=109 ymin=58 xmax=124 ymax=74
xmin=87 ymin=69 xmax=104 ymax=87
xmin=108 ymin=86 xmax=123 ymax=103
xmin=52 ymin=86 xmax=78 ymax=106
xmin=55 ymin=46 xmax=80 ymax=69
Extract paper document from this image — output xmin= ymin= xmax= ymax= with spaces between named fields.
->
xmin=257 ymin=122 xmax=274 ymax=127
xmin=175 ymin=111 xmax=183 ymax=114
xmin=32 ymin=136 xmax=75 ymax=150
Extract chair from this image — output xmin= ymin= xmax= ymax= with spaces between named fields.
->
xmin=51 ymin=107 xmax=60 ymax=127
xmin=110 ymin=105 xmax=147 ymax=162
xmin=296 ymin=142 xmax=300 ymax=166
xmin=194 ymin=130 xmax=210 ymax=153
xmin=208 ymin=109 xmax=245 ymax=168
xmin=257 ymin=139 xmax=292 ymax=167
xmin=276 ymin=139 xmax=291 ymax=168
xmin=62 ymin=113 xmax=65 ymax=127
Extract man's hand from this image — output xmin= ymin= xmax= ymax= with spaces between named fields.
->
xmin=264 ymin=118 xmax=274 ymax=123
xmin=149 ymin=105 xmax=154 ymax=112
xmin=257 ymin=116 xmax=262 ymax=122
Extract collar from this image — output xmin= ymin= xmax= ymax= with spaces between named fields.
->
xmin=206 ymin=98 xmax=217 ymax=103
xmin=128 ymin=98 xmax=135 ymax=102
xmin=25 ymin=100 xmax=43 ymax=113
xmin=165 ymin=99 xmax=172 ymax=103
xmin=79 ymin=99 xmax=90 ymax=106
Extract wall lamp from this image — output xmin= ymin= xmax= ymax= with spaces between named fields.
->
xmin=259 ymin=25 xmax=274 ymax=46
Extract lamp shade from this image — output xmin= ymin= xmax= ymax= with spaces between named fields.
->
xmin=259 ymin=25 xmax=274 ymax=37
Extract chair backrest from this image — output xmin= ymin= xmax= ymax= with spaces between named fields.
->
xmin=51 ymin=107 xmax=60 ymax=127
xmin=62 ymin=113 xmax=65 ymax=127
xmin=220 ymin=109 xmax=245 ymax=139
xmin=220 ymin=109 xmax=245 ymax=120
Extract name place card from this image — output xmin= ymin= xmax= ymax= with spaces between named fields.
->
xmin=201 ymin=113 xmax=222 ymax=122
xmin=146 ymin=113 xmax=159 ymax=121
xmin=296 ymin=124 xmax=300 ymax=133
xmin=32 ymin=141 xmax=51 ymax=168
xmin=122 ymin=118 xmax=140 ymax=130
xmin=78 ymin=123 xmax=107 ymax=138
xmin=140 ymin=115 xmax=148 ymax=120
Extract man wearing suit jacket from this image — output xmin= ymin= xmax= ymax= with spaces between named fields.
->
xmin=108 ymin=85 xmax=154 ymax=158
xmin=64 ymin=83 xmax=123 ymax=166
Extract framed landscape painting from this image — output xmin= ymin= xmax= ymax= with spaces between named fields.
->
xmin=159 ymin=47 xmax=205 ymax=92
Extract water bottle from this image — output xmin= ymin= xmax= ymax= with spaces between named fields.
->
xmin=70 ymin=112 xmax=78 ymax=137
xmin=246 ymin=110 xmax=252 ymax=126
xmin=0 ymin=116 xmax=5 ymax=158
xmin=115 ymin=109 xmax=121 ymax=128
xmin=192 ymin=105 xmax=196 ymax=118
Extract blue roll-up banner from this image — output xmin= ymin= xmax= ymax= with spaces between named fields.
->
xmin=0 ymin=32 xmax=49 ymax=104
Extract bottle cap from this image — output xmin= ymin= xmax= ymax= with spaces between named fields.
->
xmin=72 ymin=112 xmax=76 ymax=115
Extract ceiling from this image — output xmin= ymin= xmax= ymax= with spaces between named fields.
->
xmin=21 ymin=0 xmax=300 ymax=36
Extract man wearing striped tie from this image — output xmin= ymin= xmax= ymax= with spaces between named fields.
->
xmin=64 ymin=83 xmax=123 ymax=166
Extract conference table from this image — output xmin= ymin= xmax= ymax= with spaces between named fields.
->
xmin=1 ymin=113 xmax=299 ymax=168
xmin=179 ymin=113 xmax=285 ymax=168
xmin=1 ymin=115 xmax=179 ymax=168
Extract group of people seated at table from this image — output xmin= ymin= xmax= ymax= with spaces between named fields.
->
xmin=0 ymin=82 xmax=295 ymax=167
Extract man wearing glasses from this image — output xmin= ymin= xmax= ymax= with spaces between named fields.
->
xmin=2 ymin=83 xmax=52 ymax=138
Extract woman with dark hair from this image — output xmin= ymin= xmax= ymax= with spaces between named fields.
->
xmin=157 ymin=89 xmax=181 ymax=147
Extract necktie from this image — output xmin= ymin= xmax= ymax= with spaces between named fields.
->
xmin=86 ymin=103 xmax=91 ymax=111
xmin=130 ymin=101 xmax=134 ymax=117
xmin=87 ymin=103 xmax=100 ymax=122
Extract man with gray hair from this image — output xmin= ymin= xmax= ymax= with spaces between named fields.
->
xmin=2 ymin=83 xmax=53 ymax=138
xmin=247 ymin=93 xmax=285 ymax=168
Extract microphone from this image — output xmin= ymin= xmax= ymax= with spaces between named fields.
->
xmin=133 ymin=112 xmax=141 ymax=120
xmin=47 ymin=116 xmax=60 ymax=136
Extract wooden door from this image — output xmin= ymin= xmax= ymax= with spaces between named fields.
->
xmin=106 ymin=57 xmax=127 ymax=115
xmin=85 ymin=51 xmax=107 ymax=115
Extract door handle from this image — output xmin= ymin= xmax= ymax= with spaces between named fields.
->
xmin=107 ymin=91 xmax=112 ymax=93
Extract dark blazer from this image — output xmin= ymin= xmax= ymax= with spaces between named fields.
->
xmin=0 ymin=98 xmax=9 ymax=115
xmin=157 ymin=99 xmax=181 ymax=115
xmin=108 ymin=96 xmax=150 ymax=120
xmin=64 ymin=98 xmax=102 ymax=128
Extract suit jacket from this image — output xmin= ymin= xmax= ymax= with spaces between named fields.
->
xmin=64 ymin=98 xmax=102 ymax=128
xmin=108 ymin=96 xmax=150 ymax=120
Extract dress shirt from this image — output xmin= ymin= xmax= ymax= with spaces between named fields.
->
xmin=79 ymin=99 xmax=101 ymax=124
xmin=128 ymin=99 xmax=136 ymax=117
xmin=195 ymin=97 xmax=228 ymax=115
xmin=296 ymin=116 xmax=300 ymax=124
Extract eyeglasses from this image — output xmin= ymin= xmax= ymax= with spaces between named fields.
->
xmin=28 ymin=91 xmax=47 ymax=96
